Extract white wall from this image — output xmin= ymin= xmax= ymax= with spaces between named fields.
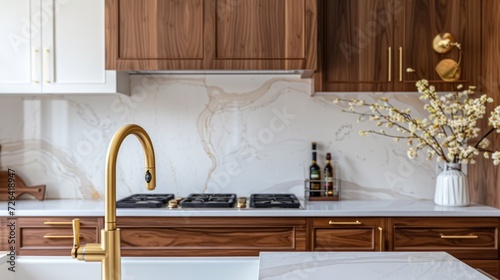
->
xmin=0 ymin=75 xmax=435 ymax=200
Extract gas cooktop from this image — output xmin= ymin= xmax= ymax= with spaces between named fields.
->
xmin=116 ymin=193 xmax=302 ymax=209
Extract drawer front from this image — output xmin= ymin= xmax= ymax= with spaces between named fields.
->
xmin=118 ymin=217 xmax=307 ymax=256
xmin=16 ymin=217 xmax=101 ymax=256
xmin=309 ymin=218 xmax=385 ymax=251
xmin=390 ymin=218 xmax=499 ymax=260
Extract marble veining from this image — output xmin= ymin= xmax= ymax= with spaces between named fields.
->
xmin=258 ymin=252 xmax=489 ymax=280
xmin=0 ymin=75 xmax=439 ymax=199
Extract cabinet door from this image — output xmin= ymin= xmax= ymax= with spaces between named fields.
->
xmin=319 ymin=0 xmax=394 ymax=91
xmin=308 ymin=218 xmax=386 ymax=251
xmin=106 ymin=0 xmax=206 ymax=70
xmin=42 ymin=0 xmax=126 ymax=94
xmin=212 ymin=0 xmax=317 ymax=71
xmin=0 ymin=0 xmax=41 ymax=93
xmin=394 ymin=0 xmax=481 ymax=91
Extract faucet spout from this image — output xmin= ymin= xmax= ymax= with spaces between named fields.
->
xmin=105 ymin=124 xmax=156 ymax=231
xmin=71 ymin=124 xmax=156 ymax=280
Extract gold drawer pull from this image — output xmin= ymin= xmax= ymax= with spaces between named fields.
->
xmin=329 ymin=220 xmax=362 ymax=225
xmin=43 ymin=235 xmax=78 ymax=239
xmin=44 ymin=221 xmax=73 ymax=225
xmin=440 ymin=234 xmax=479 ymax=239
xmin=378 ymin=227 xmax=384 ymax=252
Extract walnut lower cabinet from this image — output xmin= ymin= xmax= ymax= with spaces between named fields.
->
xmin=308 ymin=218 xmax=386 ymax=252
xmin=389 ymin=217 xmax=499 ymax=278
xmin=15 ymin=217 xmax=102 ymax=256
xmin=9 ymin=215 xmax=500 ymax=278
xmin=117 ymin=217 xmax=307 ymax=256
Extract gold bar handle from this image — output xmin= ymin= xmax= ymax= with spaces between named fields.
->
xmin=43 ymin=235 xmax=77 ymax=239
xmin=440 ymin=234 xmax=478 ymax=239
xmin=399 ymin=47 xmax=403 ymax=82
xmin=329 ymin=220 xmax=362 ymax=225
xmin=378 ymin=227 xmax=384 ymax=252
xmin=44 ymin=221 xmax=73 ymax=225
xmin=388 ymin=47 xmax=392 ymax=82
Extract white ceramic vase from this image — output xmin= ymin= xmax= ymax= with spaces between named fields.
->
xmin=434 ymin=163 xmax=469 ymax=207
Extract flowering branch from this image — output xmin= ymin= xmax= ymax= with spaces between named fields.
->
xmin=334 ymin=77 xmax=500 ymax=165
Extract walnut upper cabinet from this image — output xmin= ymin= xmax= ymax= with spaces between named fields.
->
xmin=105 ymin=0 xmax=317 ymax=73
xmin=316 ymin=0 xmax=481 ymax=92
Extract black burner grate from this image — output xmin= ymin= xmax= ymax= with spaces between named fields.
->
xmin=250 ymin=194 xmax=301 ymax=208
xmin=180 ymin=193 xmax=237 ymax=208
xmin=116 ymin=194 xmax=174 ymax=208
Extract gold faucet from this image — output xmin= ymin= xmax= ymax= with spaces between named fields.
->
xmin=71 ymin=124 xmax=156 ymax=280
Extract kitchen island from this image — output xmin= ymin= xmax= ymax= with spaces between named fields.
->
xmin=0 ymin=251 xmax=494 ymax=279
xmin=258 ymin=252 xmax=493 ymax=279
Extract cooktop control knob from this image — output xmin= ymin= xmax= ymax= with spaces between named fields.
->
xmin=237 ymin=197 xmax=247 ymax=208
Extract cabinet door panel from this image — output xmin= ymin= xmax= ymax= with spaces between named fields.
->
xmin=394 ymin=0 xmax=481 ymax=91
xmin=314 ymin=228 xmax=375 ymax=251
xmin=215 ymin=0 xmax=304 ymax=59
xmin=118 ymin=0 xmax=203 ymax=59
xmin=321 ymin=0 xmax=394 ymax=91
xmin=0 ymin=0 xmax=41 ymax=93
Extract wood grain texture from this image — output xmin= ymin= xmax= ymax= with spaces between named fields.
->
xmin=106 ymin=0 xmax=206 ymax=69
xmin=468 ymin=0 xmax=500 ymax=208
xmin=308 ymin=218 xmax=385 ymax=251
xmin=317 ymin=0 xmax=481 ymax=92
xmin=118 ymin=217 xmax=307 ymax=256
xmin=16 ymin=217 xmax=102 ymax=256
xmin=215 ymin=0 xmax=304 ymax=59
xmin=106 ymin=0 xmax=317 ymax=70
xmin=389 ymin=217 xmax=499 ymax=260
xmin=0 ymin=218 xmax=13 ymax=251
xmin=211 ymin=0 xmax=317 ymax=70
xmin=394 ymin=0 xmax=481 ymax=91
xmin=321 ymin=0 xmax=394 ymax=92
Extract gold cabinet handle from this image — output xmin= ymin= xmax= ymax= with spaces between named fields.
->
xmin=44 ymin=221 xmax=73 ymax=225
xmin=388 ymin=47 xmax=392 ymax=82
xmin=440 ymin=234 xmax=479 ymax=239
xmin=378 ymin=227 xmax=384 ymax=252
xmin=328 ymin=220 xmax=362 ymax=225
xmin=399 ymin=47 xmax=403 ymax=82
xmin=43 ymin=235 xmax=77 ymax=239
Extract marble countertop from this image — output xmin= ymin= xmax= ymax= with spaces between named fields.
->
xmin=1 ymin=199 xmax=500 ymax=217
xmin=258 ymin=252 xmax=491 ymax=280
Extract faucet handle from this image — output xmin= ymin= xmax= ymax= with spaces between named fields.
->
xmin=71 ymin=218 xmax=80 ymax=258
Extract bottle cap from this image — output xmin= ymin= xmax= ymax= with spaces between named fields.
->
xmin=312 ymin=142 xmax=317 ymax=150
xmin=326 ymin=153 xmax=331 ymax=160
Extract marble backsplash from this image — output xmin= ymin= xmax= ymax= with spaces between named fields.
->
xmin=0 ymin=75 xmax=436 ymax=200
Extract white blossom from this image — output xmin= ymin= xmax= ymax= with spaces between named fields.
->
xmin=333 ymin=79 xmax=500 ymax=165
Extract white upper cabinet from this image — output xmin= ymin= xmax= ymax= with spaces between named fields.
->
xmin=0 ymin=0 xmax=128 ymax=94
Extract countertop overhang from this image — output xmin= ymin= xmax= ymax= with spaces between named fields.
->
xmin=1 ymin=199 xmax=500 ymax=217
